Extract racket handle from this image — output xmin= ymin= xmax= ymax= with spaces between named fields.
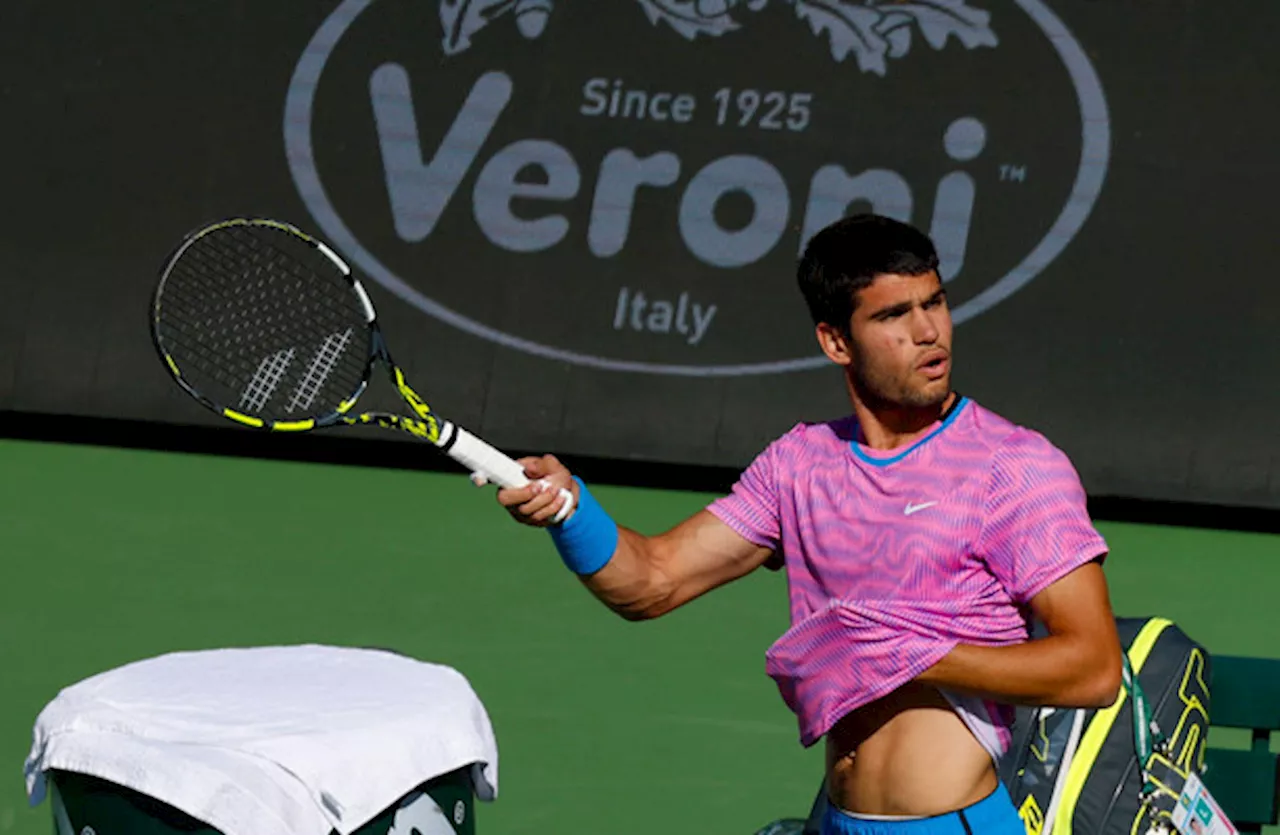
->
xmin=445 ymin=424 xmax=529 ymax=488
xmin=444 ymin=423 xmax=575 ymax=522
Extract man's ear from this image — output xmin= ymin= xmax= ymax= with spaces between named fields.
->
xmin=815 ymin=322 xmax=854 ymax=366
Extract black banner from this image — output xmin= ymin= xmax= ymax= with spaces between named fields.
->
xmin=3 ymin=1 xmax=1278 ymax=509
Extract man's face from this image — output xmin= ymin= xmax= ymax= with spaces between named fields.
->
xmin=825 ymin=271 xmax=953 ymax=409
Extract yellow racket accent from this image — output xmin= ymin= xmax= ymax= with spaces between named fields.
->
xmin=392 ymin=367 xmax=442 ymax=443
xmin=223 ymin=409 xmax=265 ymax=428
xmin=353 ymin=413 xmax=437 ymax=440
xmin=196 ymin=217 xmax=306 ymax=241
xmin=272 ymin=419 xmax=317 ymax=432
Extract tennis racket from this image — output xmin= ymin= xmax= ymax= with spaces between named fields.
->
xmin=150 ymin=217 xmax=573 ymax=519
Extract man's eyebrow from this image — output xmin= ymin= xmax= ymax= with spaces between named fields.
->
xmin=868 ymin=300 xmax=914 ymax=320
xmin=869 ymin=288 xmax=947 ymax=319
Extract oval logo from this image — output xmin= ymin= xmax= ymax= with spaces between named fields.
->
xmin=285 ymin=0 xmax=1110 ymax=376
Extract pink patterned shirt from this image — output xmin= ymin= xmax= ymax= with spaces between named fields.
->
xmin=706 ymin=397 xmax=1107 ymax=758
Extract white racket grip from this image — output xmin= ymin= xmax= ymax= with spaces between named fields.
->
xmin=446 ymin=424 xmax=576 ymax=521
xmin=446 ymin=425 xmax=528 ymax=488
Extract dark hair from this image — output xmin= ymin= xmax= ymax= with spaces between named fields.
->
xmin=796 ymin=214 xmax=940 ymax=332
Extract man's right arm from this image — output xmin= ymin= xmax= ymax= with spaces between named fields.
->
xmin=496 ymin=455 xmax=775 ymax=621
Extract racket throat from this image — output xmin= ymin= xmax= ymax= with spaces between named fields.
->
xmin=383 ymin=361 xmax=447 ymax=443
xmin=435 ymin=420 xmax=460 ymax=453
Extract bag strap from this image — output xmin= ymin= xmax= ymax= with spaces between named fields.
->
xmin=1122 ymin=653 xmax=1167 ymax=797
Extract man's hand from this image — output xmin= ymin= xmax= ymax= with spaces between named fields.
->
xmin=496 ymin=454 xmax=580 ymax=527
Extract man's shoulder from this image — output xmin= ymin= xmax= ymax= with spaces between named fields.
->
xmin=961 ymin=400 xmax=1078 ymax=480
xmin=735 ymin=417 xmax=854 ymax=479
xmin=768 ymin=416 xmax=856 ymax=454
xmin=960 ymin=400 xmax=1065 ymax=457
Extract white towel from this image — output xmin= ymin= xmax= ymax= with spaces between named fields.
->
xmin=25 ymin=645 xmax=499 ymax=835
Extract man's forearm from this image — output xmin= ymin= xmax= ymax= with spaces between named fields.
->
xmin=504 ymin=461 xmax=770 ymax=620
xmin=559 ymin=511 xmax=767 ymax=622
xmin=917 ymin=635 xmax=1122 ymax=709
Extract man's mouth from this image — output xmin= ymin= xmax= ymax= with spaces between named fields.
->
xmin=917 ymin=350 xmax=949 ymax=380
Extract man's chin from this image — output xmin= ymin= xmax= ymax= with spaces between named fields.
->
xmin=902 ymin=380 xmax=952 ymax=410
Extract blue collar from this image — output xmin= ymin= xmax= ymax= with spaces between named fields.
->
xmin=849 ymin=396 xmax=969 ymax=466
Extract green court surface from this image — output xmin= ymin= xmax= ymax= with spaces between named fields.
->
xmin=1 ymin=438 xmax=1277 ymax=835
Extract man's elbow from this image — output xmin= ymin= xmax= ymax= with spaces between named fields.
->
xmin=600 ymin=576 xmax=680 ymax=622
xmin=613 ymin=600 xmax=668 ymax=622
xmin=609 ymin=595 xmax=675 ymax=622
xmin=1076 ymin=651 xmax=1124 ymax=708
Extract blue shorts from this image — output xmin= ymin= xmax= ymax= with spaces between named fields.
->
xmin=821 ymin=785 xmax=1024 ymax=835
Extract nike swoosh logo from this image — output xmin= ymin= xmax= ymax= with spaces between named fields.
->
xmin=904 ymin=501 xmax=938 ymax=516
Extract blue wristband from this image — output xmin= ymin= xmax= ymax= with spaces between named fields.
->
xmin=548 ymin=477 xmax=619 ymax=576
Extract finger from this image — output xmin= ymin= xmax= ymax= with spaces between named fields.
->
xmin=497 ymin=484 xmax=540 ymax=509
xmin=470 ymin=471 xmax=489 ymax=487
xmin=517 ymin=487 xmax=556 ymax=518
xmin=537 ymin=466 xmax=575 ymax=492
xmin=529 ymin=491 xmax=568 ymax=525
xmin=515 ymin=456 xmax=544 ymax=475
xmin=551 ymin=488 xmax=576 ymax=523
xmin=517 ymin=455 xmax=554 ymax=480
xmin=523 ymin=454 xmax=567 ymax=481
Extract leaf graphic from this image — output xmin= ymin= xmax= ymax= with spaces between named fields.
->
xmin=514 ymin=0 xmax=555 ymax=39
xmin=873 ymin=0 xmax=998 ymax=53
xmin=440 ymin=0 xmax=517 ymax=55
xmin=635 ymin=0 xmax=766 ymax=41
xmin=786 ymin=0 xmax=996 ymax=74
xmin=789 ymin=0 xmax=890 ymax=75
xmin=882 ymin=21 xmax=911 ymax=57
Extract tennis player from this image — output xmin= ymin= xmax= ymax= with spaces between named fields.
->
xmin=495 ymin=214 xmax=1123 ymax=835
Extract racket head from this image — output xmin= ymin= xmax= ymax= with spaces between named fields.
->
xmin=151 ymin=218 xmax=379 ymax=431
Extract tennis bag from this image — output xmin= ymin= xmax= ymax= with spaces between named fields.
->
xmin=998 ymin=616 xmax=1213 ymax=835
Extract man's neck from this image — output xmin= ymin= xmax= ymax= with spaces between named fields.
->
xmin=849 ymin=389 xmax=958 ymax=452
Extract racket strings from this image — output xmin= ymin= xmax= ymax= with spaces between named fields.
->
xmin=160 ymin=303 xmax=366 ymax=420
xmin=159 ymin=272 xmax=362 ymax=393
xmin=189 ymin=229 xmax=364 ymax=324
xmin=196 ymin=225 xmax=364 ymax=323
xmin=156 ymin=224 xmax=371 ymax=422
xmin=161 ymin=306 xmax=366 ymax=408
xmin=162 ymin=264 xmax=363 ymax=371
xmin=176 ymin=235 xmax=358 ymax=336
xmin=159 ymin=323 xmax=366 ymax=415
xmin=161 ymin=282 xmax=358 ymax=377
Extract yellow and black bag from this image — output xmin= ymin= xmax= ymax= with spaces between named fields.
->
xmin=999 ymin=616 xmax=1213 ymax=835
